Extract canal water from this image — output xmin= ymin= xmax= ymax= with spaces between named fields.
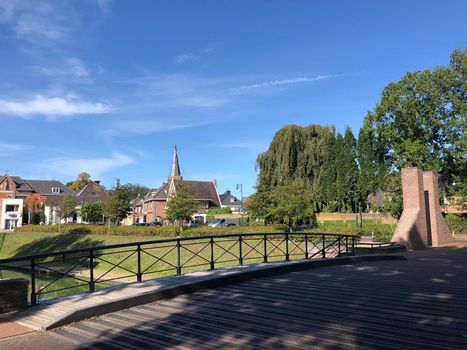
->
xmin=0 ymin=269 xmax=110 ymax=302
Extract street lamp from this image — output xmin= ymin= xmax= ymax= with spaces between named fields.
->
xmin=236 ymin=184 xmax=243 ymax=226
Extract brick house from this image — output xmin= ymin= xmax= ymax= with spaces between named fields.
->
xmin=127 ymin=147 xmax=221 ymax=225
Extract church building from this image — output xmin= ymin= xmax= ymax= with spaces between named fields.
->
xmin=128 ymin=146 xmax=221 ymax=225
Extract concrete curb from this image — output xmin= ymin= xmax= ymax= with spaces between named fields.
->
xmin=43 ymin=254 xmax=406 ymax=330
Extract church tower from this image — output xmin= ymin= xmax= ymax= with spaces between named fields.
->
xmin=168 ymin=146 xmax=182 ymax=181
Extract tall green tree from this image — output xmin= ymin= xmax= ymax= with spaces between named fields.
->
xmin=165 ymin=184 xmax=199 ymax=228
xmin=360 ymin=48 xmax=466 ymax=212
xmin=118 ymin=183 xmax=151 ymax=201
xmin=103 ymin=179 xmax=131 ymax=226
xmin=79 ymin=201 xmax=104 ymax=223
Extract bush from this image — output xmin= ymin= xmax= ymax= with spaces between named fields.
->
xmin=15 ymin=221 xmax=396 ymax=240
xmin=445 ymin=214 xmax=467 ymax=234
xmin=15 ymin=224 xmax=291 ymax=238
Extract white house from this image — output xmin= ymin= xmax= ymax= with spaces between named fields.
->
xmin=0 ymin=198 xmax=23 ymax=230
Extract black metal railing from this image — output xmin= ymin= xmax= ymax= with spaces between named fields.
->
xmin=0 ymin=232 xmax=356 ymax=305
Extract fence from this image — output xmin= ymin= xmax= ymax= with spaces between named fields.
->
xmin=0 ymin=232 xmax=357 ymax=306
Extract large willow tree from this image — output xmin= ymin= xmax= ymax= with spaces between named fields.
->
xmin=249 ymin=124 xmax=359 ymax=223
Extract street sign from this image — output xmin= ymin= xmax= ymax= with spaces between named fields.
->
xmin=239 ymin=208 xmax=245 ymax=215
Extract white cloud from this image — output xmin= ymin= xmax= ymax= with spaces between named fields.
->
xmin=100 ymin=117 xmax=227 ymax=138
xmin=175 ymin=54 xmax=197 ymax=64
xmin=37 ymin=152 xmax=134 ymax=178
xmin=0 ymin=95 xmax=112 ymax=118
xmin=128 ymin=74 xmax=231 ymax=108
xmin=15 ymin=14 xmax=68 ymax=41
xmin=31 ymin=58 xmax=90 ymax=78
xmin=231 ymin=72 xmax=363 ymax=93
xmin=0 ymin=143 xmax=30 ymax=155
xmin=214 ymin=142 xmax=268 ymax=152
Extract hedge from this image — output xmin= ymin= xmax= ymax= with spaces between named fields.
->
xmin=14 ymin=221 xmax=396 ymax=240
xmin=445 ymin=214 xmax=467 ymax=234
xmin=14 ymin=224 xmax=291 ymax=237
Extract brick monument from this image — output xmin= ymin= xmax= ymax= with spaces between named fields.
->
xmin=392 ymin=167 xmax=453 ymax=249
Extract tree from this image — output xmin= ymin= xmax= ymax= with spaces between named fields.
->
xmin=79 ymin=201 xmax=104 ymax=223
xmin=103 ymin=179 xmax=131 ymax=226
xmin=56 ymin=195 xmax=77 ymax=230
xmin=254 ymin=124 xmax=359 ymax=214
xmin=118 ymin=183 xmax=151 ymax=202
xmin=248 ymin=183 xmax=316 ymax=230
xmin=165 ymin=184 xmax=199 ymax=228
xmin=361 ymin=48 xmax=466 ymax=209
xmin=67 ymin=172 xmax=91 ymax=192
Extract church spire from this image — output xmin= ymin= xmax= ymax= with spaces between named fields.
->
xmin=168 ymin=146 xmax=182 ymax=181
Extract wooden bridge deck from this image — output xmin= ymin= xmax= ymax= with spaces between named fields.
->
xmin=2 ymin=246 xmax=467 ymax=349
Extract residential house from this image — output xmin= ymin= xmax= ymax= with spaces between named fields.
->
xmin=75 ymin=181 xmax=109 ymax=224
xmin=127 ymin=146 xmax=221 ymax=225
xmin=219 ymin=190 xmax=243 ymax=213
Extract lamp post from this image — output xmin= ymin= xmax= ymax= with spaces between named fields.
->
xmin=236 ymin=184 xmax=243 ymax=226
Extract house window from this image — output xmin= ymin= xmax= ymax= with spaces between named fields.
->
xmin=5 ymin=205 xmax=19 ymax=212
xmin=230 ymin=198 xmax=234 ymax=203
xmin=200 ymin=201 xmax=209 ymax=209
xmin=51 ymin=187 xmax=61 ymax=194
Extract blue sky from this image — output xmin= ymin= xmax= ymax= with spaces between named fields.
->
xmin=0 ymin=0 xmax=466 ymax=196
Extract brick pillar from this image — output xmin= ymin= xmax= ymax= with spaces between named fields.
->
xmin=0 ymin=279 xmax=28 ymax=313
xmin=392 ymin=168 xmax=428 ymax=249
xmin=423 ymin=171 xmax=453 ymax=247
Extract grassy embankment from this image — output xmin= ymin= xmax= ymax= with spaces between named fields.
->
xmin=0 ymin=222 xmax=395 ymax=298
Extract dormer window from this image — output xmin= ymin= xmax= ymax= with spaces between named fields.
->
xmin=230 ymin=198 xmax=235 ymax=203
xmin=51 ymin=187 xmax=61 ymax=194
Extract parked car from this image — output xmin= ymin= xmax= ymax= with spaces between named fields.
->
xmin=149 ymin=221 xmax=162 ymax=226
xmin=186 ymin=220 xmax=204 ymax=227
xmin=132 ymin=222 xmax=149 ymax=226
xmin=208 ymin=218 xmax=239 ymax=227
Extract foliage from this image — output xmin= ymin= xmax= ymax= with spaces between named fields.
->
xmin=444 ymin=214 xmax=467 ymax=234
xmin=248 ymin=182 xmax=316 ymax=230
xmin=116 ymin=183 xmax=151 ymax=202
xmin=206 ymin=207 xmax=231 ymax=215
xmin=103 ymin=179 xmax=131 ymax=224
xmin=253 ymin=124 xmax=362 ymax=217
xmin=57 ymin=195 xmax=77 ymax=219
xmin=165 ymin=183 xmax=199 ymax=225
xmin=79 ymin=201 xmax=104 ymax=222
xmin=360 ymin=48 xmax=467 ymax=204
xmin=67 ymin=172 xmax=91 ymax=192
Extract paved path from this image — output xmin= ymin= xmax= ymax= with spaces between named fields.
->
xmin=2 ymin=246 xmax=467 ymax=349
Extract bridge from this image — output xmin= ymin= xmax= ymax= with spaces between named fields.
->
xmin=1 ymin=233 xmax=466 ymax=349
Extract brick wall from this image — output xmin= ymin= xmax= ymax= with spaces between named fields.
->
xmin=0 ymin=279 xmax=28 ymax=314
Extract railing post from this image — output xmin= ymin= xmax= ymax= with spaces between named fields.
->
xmin=137 ymin=244 xmax=142 ymax=282
xmin=263 ymin=235 xmax=268 ymax=263
xmin=210 ymin=237 xmax=215 ymax=270
xmin=305 ymin=234 xmax=309 ymax=259
xmin=338 ymin=236 xmax=341 ymax=257
xmin=239 ymin=235 xmax=243 ymax=266
xmin=285 ymin=233 xmax=289 ymax=261
xmin=89 ymin=250 xmax=95 ymax=292
xmin=322 ymin=234 xmax=326 ymax=258
xmin=30 ymin=258 xmax=36 ymax=306
xmin=176 ymin=239 xmax=181 ymax=275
